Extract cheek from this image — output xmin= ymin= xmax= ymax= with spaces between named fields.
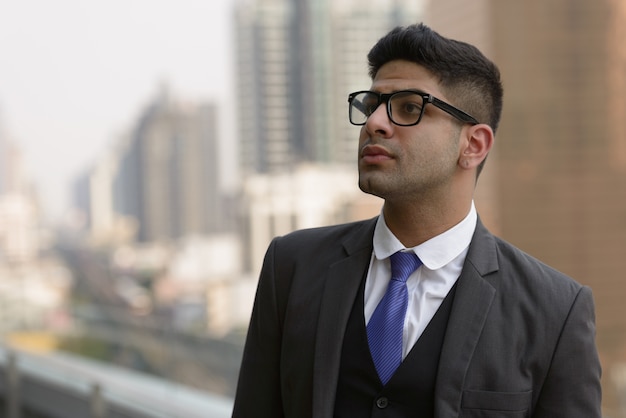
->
xmin=357 ymin=127 xmax=369 ymax=147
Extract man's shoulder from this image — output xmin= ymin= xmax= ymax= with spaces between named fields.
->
xmin=279 ymin=217 xmax=376 ymax=241
xmin=488 ymin=233 xmax=586 ymax=301
xmin=494 ymin=235 xmax=571 ymax=277
xmin=269 ymin=217 xmax=377 ymax=257
xmin=471 ymin=221 xmax=584 ymax=295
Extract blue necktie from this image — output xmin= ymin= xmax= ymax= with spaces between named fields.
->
xmin=367 ymin=251 xmax=422 ymax=385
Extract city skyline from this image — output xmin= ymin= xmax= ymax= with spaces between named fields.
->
xmin=0 ymin=0 xmax=236 ymax=222
xmin=0 ymin=0 xmax=624 ymax=415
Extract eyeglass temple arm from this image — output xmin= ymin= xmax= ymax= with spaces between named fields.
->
xmin=429 ymin=96 xmax=479 ymax=125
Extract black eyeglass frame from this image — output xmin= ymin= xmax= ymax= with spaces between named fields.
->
xmin=347 ymin=89 xmax=479 ymax=127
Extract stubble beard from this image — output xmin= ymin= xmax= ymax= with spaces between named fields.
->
xmin=358 ymin=167 xmax=411 ymax=201
xmin=358 ymin=153 xmax=459 ymax=205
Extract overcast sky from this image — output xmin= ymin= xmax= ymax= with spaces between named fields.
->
xmin=0 ymin=0 xmax=235 ymax=222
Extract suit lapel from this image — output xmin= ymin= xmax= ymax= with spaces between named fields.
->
xmin=434 ymin=220 xmax=499 ymax=418
xmin=312 ymin=219 xmax=376 ymax=418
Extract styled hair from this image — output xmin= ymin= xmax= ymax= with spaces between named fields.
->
xmin=367 ymin=23 xmax=503 ymax=134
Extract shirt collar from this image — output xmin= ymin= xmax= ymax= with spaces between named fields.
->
xmin=373 ymin=202 xmax=477 ymax=270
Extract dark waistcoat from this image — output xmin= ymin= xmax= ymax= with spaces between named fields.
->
xmin=334 ymin=277 xmax=457 ymax=418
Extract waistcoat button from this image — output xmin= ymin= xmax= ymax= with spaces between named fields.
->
xmin=376 ymin=397 xmax=389 ymax=409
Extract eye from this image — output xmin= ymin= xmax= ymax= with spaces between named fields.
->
xmin=362 ymin=96 xmax=380 ymax=116
xmin=400 ymin=101 xmax=422 ymax=115
xmin=388 ymin=92 xmax=425 ymax=125
xmin=391 ymin=97 xmax=423 ymax=117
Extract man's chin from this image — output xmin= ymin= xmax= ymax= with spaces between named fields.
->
xmin=358 ymin=177 xmax=386 ymax=199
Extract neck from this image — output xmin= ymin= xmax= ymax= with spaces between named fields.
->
xmin=382 ymin=197 xmax=473 ymax=248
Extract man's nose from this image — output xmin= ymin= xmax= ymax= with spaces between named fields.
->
xmin=365 ymin=103 xmax=393 ymax=135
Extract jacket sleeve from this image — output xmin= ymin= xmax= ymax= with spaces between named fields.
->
xmin=533 ymin=286 xmax=602 ymax=417
xmin=232 ymin=238 xmax=285 ymax=418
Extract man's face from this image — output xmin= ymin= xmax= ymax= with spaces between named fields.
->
xmin=357 ymin=60 xmax=464 ymax=203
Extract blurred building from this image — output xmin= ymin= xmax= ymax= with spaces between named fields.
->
xmin=71 ymin=86 xmax=248 ymax=336
xmin=234 ymin=0 xmax=425 ymax=176
xmin=426 ymin=1 xmax=626 ymax=414
xmin=0 ymin=125 xmax=31 ymax=200
xmin=0 ymin=194 xmax=38 ymax=263
xmin=156 ymin=234 xmax=247 ymax=336
xmin=76 ymin=86 xmax=235 ymax=245
xmin=0 ymin=120 xmax=70 ymax=336
xmin=0 ymin=129 xmax=39 ymax=263
xmin=241 ymin=164 xmax=381 ymax=274
xmin=232 ymin=0 xmax=425 ymax=287
xmin=0 ymin=260 xmax=72 ymax=333
xmin=118 ymin=87 xmax=226 ymax=242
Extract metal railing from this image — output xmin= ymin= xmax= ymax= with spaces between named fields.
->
xmin=0 ymin=346 xmax=234 ymax=418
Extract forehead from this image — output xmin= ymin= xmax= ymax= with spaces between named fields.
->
xmin=371 ymin=60 xmax=444 ymax=97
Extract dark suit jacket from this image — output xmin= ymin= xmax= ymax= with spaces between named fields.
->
xmin=232 ymin=217 xmax=602 ymax=418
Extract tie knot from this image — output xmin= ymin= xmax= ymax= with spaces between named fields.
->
xmin=389 ymin=251 xmax=422 ymax=283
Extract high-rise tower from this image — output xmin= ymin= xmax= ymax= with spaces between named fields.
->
xmin=234 ymin=0 xmax=424 ymax=176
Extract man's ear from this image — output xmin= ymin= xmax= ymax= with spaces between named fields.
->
xmin=458 ymin=124 xmax=494 ymax=170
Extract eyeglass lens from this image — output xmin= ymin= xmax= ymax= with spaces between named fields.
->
xmin=349 ymin=91 xmax=425 ymax=126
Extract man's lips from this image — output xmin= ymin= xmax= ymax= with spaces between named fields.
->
xmin=360 ymin=144 xmax=393 ymax=164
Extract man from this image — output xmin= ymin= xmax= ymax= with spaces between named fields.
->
xmin=232 ymin=23 xmax=602 ymax=417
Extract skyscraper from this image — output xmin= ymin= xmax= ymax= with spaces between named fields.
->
xmin=115 ymin=87 xmax=222 ymax=242
xmin=234 ymin=0 xmax=424 ymax=176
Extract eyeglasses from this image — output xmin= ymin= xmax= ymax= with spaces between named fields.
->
xmin=347 ymin=90 xmax=479 ymax=127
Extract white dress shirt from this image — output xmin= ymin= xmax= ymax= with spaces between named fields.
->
xmin=364 ymin=202 xmax=478 ymax=359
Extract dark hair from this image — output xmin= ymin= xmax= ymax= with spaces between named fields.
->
xmin=368 ymin=23 xmax=503 ymax=134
